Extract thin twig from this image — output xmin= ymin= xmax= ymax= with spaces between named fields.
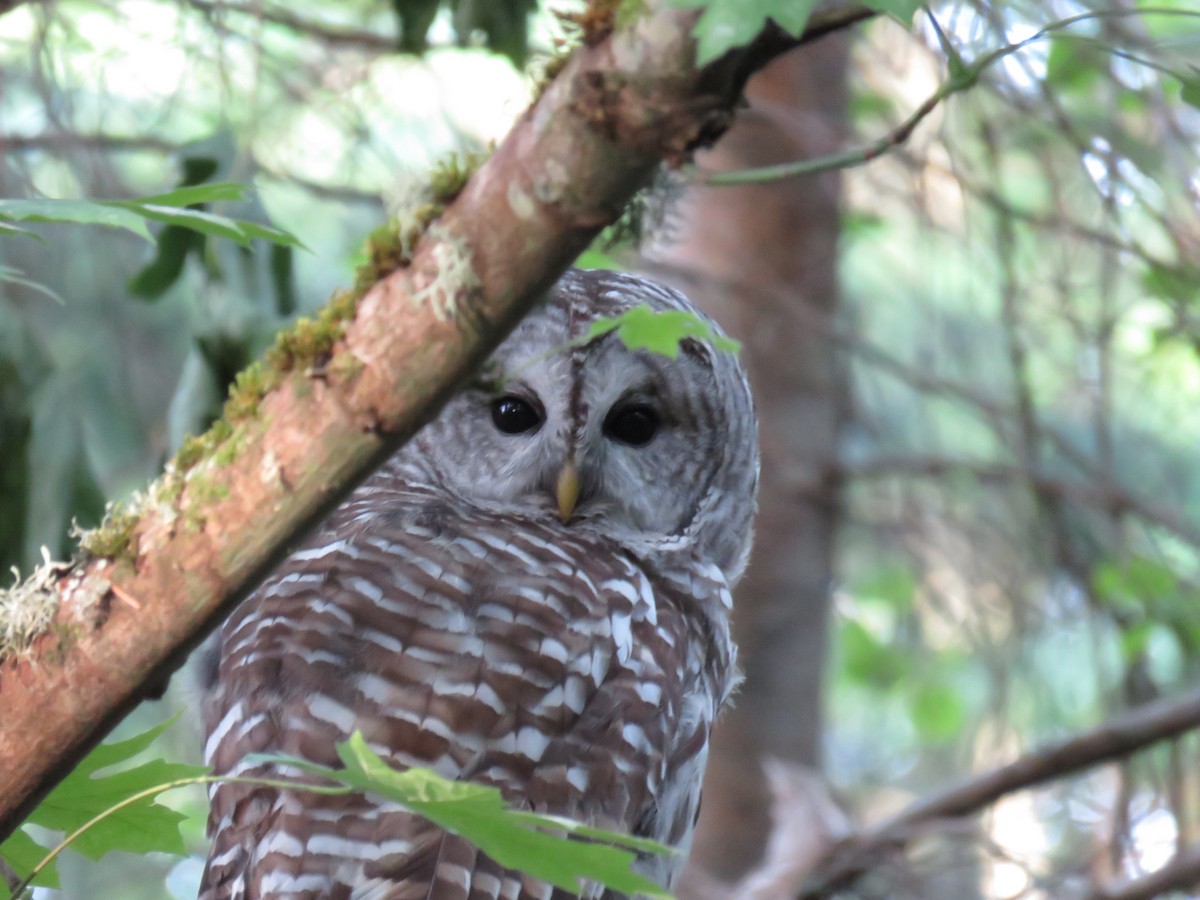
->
xmin=0 ymin=133 xmax=180 ymax=154
xmin=181 ymin=0 xmax=397 ymax=52
xmin=802 ymin=687 xmax=1200 ymax=897
xmin=642 ymin=262 xmax=1200 ymax=549
xmin=0 ymin=0 xmax=33 ymax=16
xmin=1089 ymin=842 xmax=1200 ymax=900
xmin=7 ymin=773 xmax=351 ymax=899
xmin=827 ymin=455 xmax=1200 ymax=548
xmin=704 ymin=7 xmax=1200 ymax=186
xmin=1 ymin=131 xmax=384 ymax=205
xmin=0 ymin=855 xmax=19 ymax=895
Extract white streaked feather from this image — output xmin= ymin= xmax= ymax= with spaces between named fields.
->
xmin=204 ymin=701 xmax=244 ymax=764
xmin=306 ymin=694 xmax=358 ymax=733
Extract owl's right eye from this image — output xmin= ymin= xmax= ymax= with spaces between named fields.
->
xmin=491 ymin=396 xmax=543 ymax=435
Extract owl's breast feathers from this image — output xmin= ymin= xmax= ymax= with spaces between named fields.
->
xmin=200 ymin=479 xmax=737 ymax=899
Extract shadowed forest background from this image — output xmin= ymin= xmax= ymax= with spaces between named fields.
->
xmin=2 ymin=0 xmax=1200 ymax=897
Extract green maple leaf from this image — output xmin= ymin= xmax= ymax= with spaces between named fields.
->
xmin=0 ymin=716 xmax=206 ymax=895
xmin=586 ymin=304 xmax=740 ymax=358
xmin=0 ymin=183 xmax=301 ymax=250
xmin=668 ymin=0 xmax=818 ymax=65
xmin=253 ymin=733 xmax=673 ymax=898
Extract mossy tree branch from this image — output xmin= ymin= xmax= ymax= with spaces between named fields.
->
xmin=0 ymin=1 xmax=862 ymax=841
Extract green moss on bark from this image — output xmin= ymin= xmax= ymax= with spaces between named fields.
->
xmin=77 ymin=152 xmax=482 ymax=569
xmin=77 ymin=506 xmax=139 ymax=561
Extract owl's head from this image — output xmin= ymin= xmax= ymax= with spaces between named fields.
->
xmin=407 ymin=269 xmax=760 ymax=585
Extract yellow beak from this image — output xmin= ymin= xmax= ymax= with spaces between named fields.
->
xmin=556 ymin=462 xmax=581 ymax=523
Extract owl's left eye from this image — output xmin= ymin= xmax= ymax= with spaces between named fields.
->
xmin=604 ymin=405 xmax=660 ymax=446
xmin=491 ymin=396 xmax=543 ymax=435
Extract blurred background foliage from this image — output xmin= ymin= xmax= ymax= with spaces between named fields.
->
xmin=833 ymin=4 xmax=1200 ymax=894
xmin=2 ymin=0 xmax=1200 ymax=897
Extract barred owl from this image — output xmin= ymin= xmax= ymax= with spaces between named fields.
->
xmin=199 ymin=268 xmax=759 ymax=899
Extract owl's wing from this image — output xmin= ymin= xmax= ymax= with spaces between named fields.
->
xmin=200 ymin=490 xmax=734 ymax=899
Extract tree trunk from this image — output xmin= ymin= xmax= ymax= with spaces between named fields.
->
xmin=646 ymin=38 xmax=849 ymax=884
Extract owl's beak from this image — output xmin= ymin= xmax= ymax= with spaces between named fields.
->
xmin=556 ymin=461 xmax=581 ymax=523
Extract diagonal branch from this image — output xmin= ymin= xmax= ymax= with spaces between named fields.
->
xmin=0 ymin=1 xmax=864 ymax=843
xmin=801 ymin=687 xmax=1200 ymax=897
xmin=181 ymin=0 xmax=397 ymax=52
xmin=831 ymin=456 xmax=1200 ymax=548
xmin=1090 ymin=843 xmax=1200 ymax=900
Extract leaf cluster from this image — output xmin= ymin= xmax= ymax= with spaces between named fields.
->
xmin=0 ymin=725 xmax=672 ymax=899
xmin=254 ymin=733 xmax=672 ymax=897
xmin=0 ymin=181 xmax=299 ymax=306
xmin=0 ymin=718 xmax=205 ymax=897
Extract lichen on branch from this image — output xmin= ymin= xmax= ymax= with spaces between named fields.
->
xmin=0 ymin=550 xmax=71 ymax=662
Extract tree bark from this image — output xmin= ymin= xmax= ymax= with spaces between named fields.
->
xmin=0 ymin=3 xmax=868 ymax=842
xmin=646 ymin=38 xmax=849 ymax=884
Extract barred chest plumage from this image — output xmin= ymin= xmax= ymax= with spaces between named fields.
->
xmin=201 ymin=476 xmax=739 ymax=898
